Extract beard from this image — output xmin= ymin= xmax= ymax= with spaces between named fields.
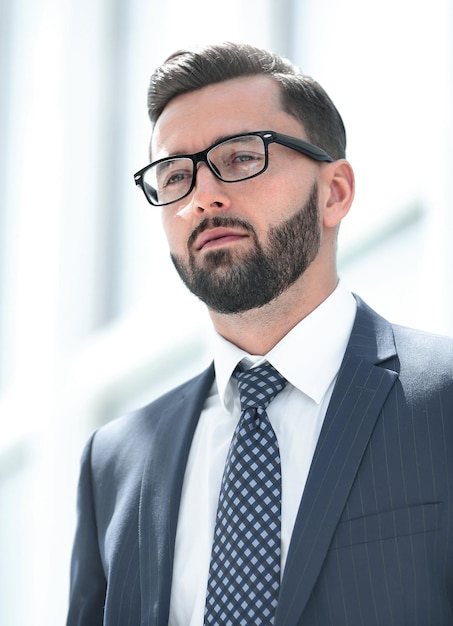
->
xmin=170 ymin=183 xmax=321 ymax=314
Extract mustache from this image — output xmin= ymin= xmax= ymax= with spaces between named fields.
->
xmin=187 ymin=216 xmax=256 ymax=249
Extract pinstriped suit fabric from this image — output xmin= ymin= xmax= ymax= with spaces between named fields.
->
xmin=290 ymin=319 xmax=453 ymax=625
xmin=301 ymin=393 xmax=451 ymax=625
xmin=67 ymin=298 xmax=453 ymax=626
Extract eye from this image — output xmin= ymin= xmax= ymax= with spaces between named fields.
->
xmin=155 ymin=159 xmax=193 ymax=189
xmin=218 ymin=146 xmax=263 ymax=167
xmin=232 ymin=151 xmax=262 ymax=164
xmin=163 ymin=170 xmax=192 ymax=187
xmin=221 ymin=150 xmax=264 ymax=176
xmin=209 ymin=136 xmax=266 ymax=180
xmin=213 ymin=148 xmax=264 ymax=172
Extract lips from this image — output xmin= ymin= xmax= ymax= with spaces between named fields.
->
xmin=195 ymin=227 xmax=248 ymax=251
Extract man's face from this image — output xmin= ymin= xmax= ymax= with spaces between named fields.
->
xmin=151 ymin=75 xmax=326 ymax=314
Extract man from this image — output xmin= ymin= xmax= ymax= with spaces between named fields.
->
xmin=67 ymin=42 xmax=453 ymax=625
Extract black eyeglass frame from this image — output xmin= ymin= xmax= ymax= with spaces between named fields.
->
xmin=133 ymin=130 xmax=334 ymax=207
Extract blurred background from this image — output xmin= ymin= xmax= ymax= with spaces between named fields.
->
xmin=1 ymin=0 xmax=452 ymax=623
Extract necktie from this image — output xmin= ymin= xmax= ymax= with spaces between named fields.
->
xmin=204 ymin=361 xmax=287 ymax=625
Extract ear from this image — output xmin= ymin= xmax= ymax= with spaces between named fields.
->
xmin=321 ymin=160 xmax=355 ymax=228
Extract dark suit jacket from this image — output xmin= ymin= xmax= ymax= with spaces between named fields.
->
xmin=67 ymin=297 xmax=453 ymax=625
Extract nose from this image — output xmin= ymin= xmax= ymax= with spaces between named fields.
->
xmin=187 ymin=162 xmax=232 ymax=215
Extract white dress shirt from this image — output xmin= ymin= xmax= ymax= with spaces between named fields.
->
xmin=168 ymin=282 xmax=357 ymax=625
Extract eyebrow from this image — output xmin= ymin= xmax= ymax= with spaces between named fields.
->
xmin=152 ymin=130 xmax=253 ymax=161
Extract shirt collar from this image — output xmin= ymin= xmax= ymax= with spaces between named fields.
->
xmin=211 ymin=281 xmax=357 ymax=413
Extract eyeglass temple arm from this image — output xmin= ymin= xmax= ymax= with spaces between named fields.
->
xmin=271 ymin=131 xmax=334 ymax=163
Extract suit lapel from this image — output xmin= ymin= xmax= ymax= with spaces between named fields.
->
xmin=138 ymin=364 xmax=215 ymax=625
xmin=275 ymin=298 xmax=399 ymax=626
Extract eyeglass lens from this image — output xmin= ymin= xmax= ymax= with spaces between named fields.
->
xmin=143 ymin=134 xmax=266 ymax=205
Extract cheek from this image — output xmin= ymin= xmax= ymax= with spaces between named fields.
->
xmin=250 ymin=180 xmax=305 ymax=231
xmin=161 ymin=211 xmax=190 ymax=254
xmin=252 ymin=163 xmax=315 ymax=211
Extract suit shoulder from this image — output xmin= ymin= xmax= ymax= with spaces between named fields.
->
xmin=392 ymin=324 xmax=453 ymax=388
xmin=393 ymin=324 xmax=453 ymax=359
xmin=90 ymin=363 xmax=215 ymax=460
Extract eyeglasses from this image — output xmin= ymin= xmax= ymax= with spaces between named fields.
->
xmin=133 ymin=130 xmax=334 ymax=207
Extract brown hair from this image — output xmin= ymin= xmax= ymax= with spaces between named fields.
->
xmin=147 ymin=42 xmax=346 ymax=159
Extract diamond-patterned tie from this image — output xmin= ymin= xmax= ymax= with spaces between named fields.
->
xmin=204 ymin=361 xmax=287 ymax=625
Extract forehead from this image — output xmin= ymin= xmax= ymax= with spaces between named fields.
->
xmin=150 ymin=75 xmax=303 ymax=160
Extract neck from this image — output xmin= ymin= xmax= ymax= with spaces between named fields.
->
xmin=209 ymin=272 xmax=339 ymax=355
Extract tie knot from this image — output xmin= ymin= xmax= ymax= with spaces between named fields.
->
xmin=234 ymin=362 xmax=287 ymax=411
